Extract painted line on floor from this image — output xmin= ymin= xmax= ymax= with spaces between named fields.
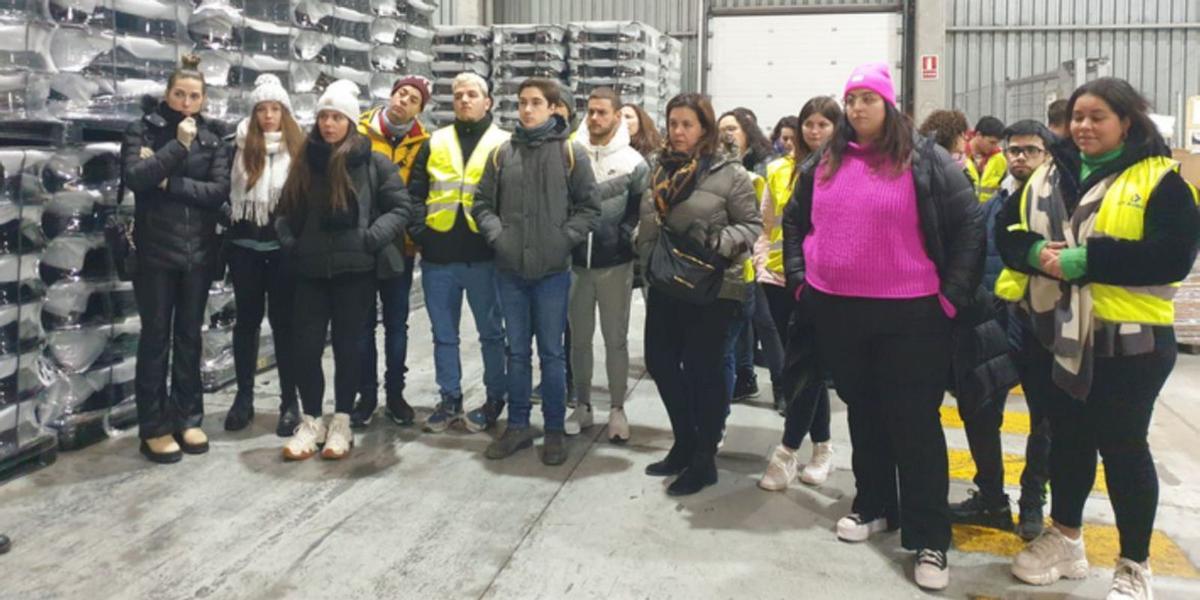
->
xmin=953 ymin=523 xmax=1199 ymax=579
xmin=947 ymin=448 xmax=1108 ymax=495
xmin=940 ymin=405 xmax=1031 ymax=436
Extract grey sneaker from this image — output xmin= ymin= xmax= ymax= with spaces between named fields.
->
xmin=542 ymin=431 xmax=567 ymax=465
xmin=564 ymin=403 xmax=593 ymax=436
xmin=485 ymin=426 xmax=539 ymax=460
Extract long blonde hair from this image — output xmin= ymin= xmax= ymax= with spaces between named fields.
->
xmin=242 ymin=107 xmax=304 ymax=191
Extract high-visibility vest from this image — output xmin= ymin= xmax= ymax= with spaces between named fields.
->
xmin=425 ymin=123 xmax=511 ymax=233
xmin=994 ymin=156 xmax=1200 ymax=326
xmin=357 ymin=107 xmax=428 ymax=184
xmin=743 ymin=170 xmax=767 ymax=283
xmin=763 ymin=155 xmax=796 ymax=275
xmin=966 ymin=151 xmax=1008 ymax=203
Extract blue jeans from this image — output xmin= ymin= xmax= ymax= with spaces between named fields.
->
xmin=359 ymin=255 xmax=415 ymax=401
xmin=421 ymin=260 xmax=508 ymax=399
xmin=496 ymin=270 xmax=571 ymax=431
xmin=724 ymin=297 xmax=751 ymax=399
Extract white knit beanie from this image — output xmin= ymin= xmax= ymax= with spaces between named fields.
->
xmin=249 ymin=74 xmax=292 ymax=115
xmin=315 ymin=79 xmax=362 ymax=122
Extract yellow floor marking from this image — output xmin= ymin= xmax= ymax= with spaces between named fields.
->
xmin=947 ymin=448 xmax=1108 ymax=495
xmin=953 ymin=523 xmax=1199 ymax=579
xmin=940 ymin=406 xmax=1031 ymax=436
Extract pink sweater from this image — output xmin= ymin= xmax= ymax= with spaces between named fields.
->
xmin=803 ymin=142 xmax=946 ymax=306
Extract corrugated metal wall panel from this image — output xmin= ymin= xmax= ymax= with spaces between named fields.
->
xmin=947 ymin=0 xmax=1200 ymax=144
xmin=435 ymin=1 xmax=457 ymax=25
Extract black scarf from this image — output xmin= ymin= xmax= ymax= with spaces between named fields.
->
xmin=652 ymin=150 xmax=704 ymax=215
xmin=513 ymin=114 xmax=562 ymax=147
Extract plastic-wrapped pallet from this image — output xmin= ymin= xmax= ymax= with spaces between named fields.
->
xmin=0 ymin=1 xmax=54 ymax=117
xmin=34 ymin=141 xmax=141 ymax=449
xmin=367 ymin=2 xmax=436 ymax=102
xmin=567 ymin=21 xmax=662 ymax=121
xmin=0 ymin=147 xmax=56 ymax=473
xmin=658 ymin=34 xmax=683 ymax=124
xmin=1176 ymin=257 xmax=1200 ymax=347
xmin=491 ymin=24 xmax=567 ymax=130
xmin=430 ymin=25 xmax=491 ymax=128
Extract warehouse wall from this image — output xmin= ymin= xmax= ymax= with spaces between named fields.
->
xmin=946 ymin=0 xmax=1200 ymax=143
xmin=489 ymin=0 xmax=901 ymax=93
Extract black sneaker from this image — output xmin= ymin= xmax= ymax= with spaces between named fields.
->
xmin=485 ymin=425 xmax=539 ymax=459
xmin=424 ymin=395 xmax=464 ymax=433
xmin=733 ymin=372 xmax=759 ymax=402
xmin=542 ymin=431 xmax=568 ymax=465
xmin=949 ymin=489 xmax=1014 ymax=530
xmin=349 ymin=395 xmax=378 ymax=429
xmin=0 ymin=533 xmax=11 ymax=555
xmin=1016 ymin=504 xmax=1045 ymax=541
xmin=384 ymin=393 xmax=415 ymax=426
xmin=667 ymin=460 xmax=718 ymax=496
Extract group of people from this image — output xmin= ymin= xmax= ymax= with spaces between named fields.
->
xmin=112 ymin=53 xmax=1198 ymax=598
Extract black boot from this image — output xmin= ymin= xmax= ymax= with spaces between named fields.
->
xmin=645 ymin=444 xmax=692 ymax=476
xmin=733 ymin=370 xmax=759 ymax=402
xmin=667 ymin=455 xmax=718 ymax=496
xmin=276 ymin=400 xmax=300 ymax=438
xmin=224 ymin=389 xmax=255 ymax=431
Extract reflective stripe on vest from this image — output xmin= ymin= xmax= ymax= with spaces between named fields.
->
xmin=994 ymin=157 xmax=1197 ymax=326
xmin=744 ymin=172 xmax=767 ymax=282
xmin=425 ymin=124 xmax=511 ymax=233
xmin=764 ymin=156 xmax=795 ymax=275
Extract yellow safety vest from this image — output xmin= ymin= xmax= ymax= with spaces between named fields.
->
xmin=763 ymin=155 xmax=796 ymax=275
xmin=994 ymin=156 xmax=1200 ymax=326
xmin=966 ymin=151 xmax=1008 ymax=203
xmin=743 ymin=171 xmax=767 ymax=283
xmin=425 ymin=123 xmax=511 ymax=233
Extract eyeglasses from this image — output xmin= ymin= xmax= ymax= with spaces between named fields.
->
xmin=1005 ymin=145 xmax=1045 ymax=158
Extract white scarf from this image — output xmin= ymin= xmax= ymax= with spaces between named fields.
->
xmin=231 ymin=118 xmax=291 ymax=227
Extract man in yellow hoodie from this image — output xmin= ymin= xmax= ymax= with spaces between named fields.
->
xmin=351 ymin=75 xmax=431 ymax=429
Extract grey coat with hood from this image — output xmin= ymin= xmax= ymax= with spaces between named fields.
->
xmin=471 ymin=115 xmax=601 ymax=280
xmin=636 ymin=156 xmax=763 ymax=302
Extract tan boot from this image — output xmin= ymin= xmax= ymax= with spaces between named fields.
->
xmin=176 ymin=428 xmax=209 ymax=455
xmin=140 ymin=435 xmax=182 ymax=464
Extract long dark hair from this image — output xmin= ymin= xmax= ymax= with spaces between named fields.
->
xmin=794 ymin=96 xmax=843 ymax=164
xmin=622 ymin=103 xmax=661 ymax=157
xmin=242 ymin=107 xmax=305 ymax=191
xmin=821 ymin=101 xmax=914 ymax=182
xmin=1066 ymin=77 xmax=1164 ymax=152
xmin=664 ymin=93 xmax=719 ymax=158
xmin=719 ymin=108 xmax=772 ymax=169
xmin=771 ymin=116 xmax=798 ymax=145
xmin=278 ymin=125 xmax=360 ymax=215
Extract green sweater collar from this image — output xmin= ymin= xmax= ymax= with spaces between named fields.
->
xmin=1080 ymin=144 xmax=1125 ymax=182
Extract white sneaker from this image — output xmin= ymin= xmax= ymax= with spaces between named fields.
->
xmin=607 ymin=407 xmax=630 ymax=444
xmin=321 ymin=413 xmax=354 ymax=460
xmin=564 ymin=403 xmax=593 ymax=436
xmin=1011 ymin=526 xmax=1089 ymax=585
xmin=282 ymin=415 xmax=326 ymax=461
xmin=836 ymin=513 xmax=890 ymax=543
xmin=914 ymin=549 xmax=950 ymax=591
xmin=800 ymin=441 xmax=834 ymax=485
xmin=1108 ymin=558 xmax=1153 ymax=600
xmin=758 ymin=445 xmax=799 ymax=491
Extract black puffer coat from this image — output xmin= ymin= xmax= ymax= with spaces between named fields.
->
xmin=782 ymin=133 xmax=984 ymax=312
xmin=119 ymin=100 xmax=230 ymax=272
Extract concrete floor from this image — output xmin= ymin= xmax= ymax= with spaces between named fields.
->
xmin=2 ymin=292 xmax=1199 ymax=599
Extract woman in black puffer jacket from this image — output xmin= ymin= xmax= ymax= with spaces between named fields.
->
xmin=275 ymin=80 xmax=414 ymax=463
xmin=119 ymin=55 xmax=230 ymax=464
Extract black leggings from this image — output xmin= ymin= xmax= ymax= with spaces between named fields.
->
xmin=809 ymin=289 xmax=952 ymax=552
xmin=228 ymin=245 xmax=297 ymax=410
xmin=292 ymin=272 xmax=376 ymax=417
xmin=764 ymin=283 xmax=832 ymax=448
xmin=1025 ymin=328 xmax=1176 ymax=562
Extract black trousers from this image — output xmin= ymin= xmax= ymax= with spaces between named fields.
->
xmin=292 ymin=272 xmax=376 ymax=417
xmin=134 ymin=265 xmax=211 ymax=439
xmin=228 ymin=245 xmax=298 ymax=410
xmin=765 ymin=283 xmax=832 ymax=448
xmin=809 ymin=289 xmax=952 ymax=552
xmin=645 ymin=289 xmax=738 ymax=465
xmin=1026 ymin=327 xmax=1176 ymax=563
